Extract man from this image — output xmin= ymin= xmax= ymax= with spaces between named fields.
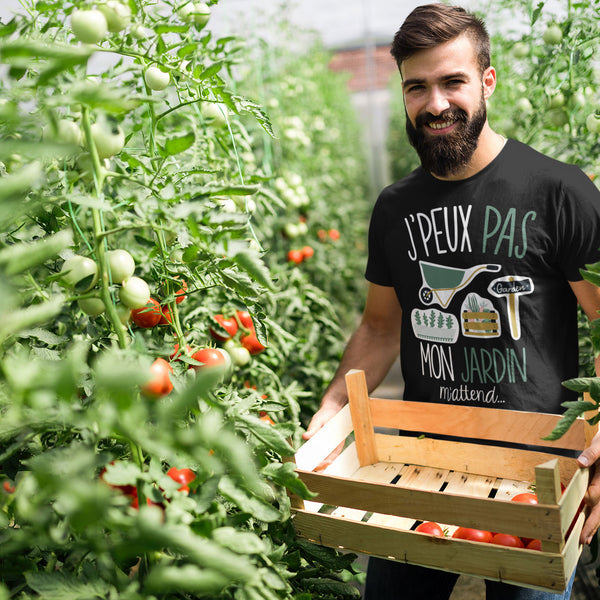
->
xmin=303 ymin=4 xmax=600 ymax=599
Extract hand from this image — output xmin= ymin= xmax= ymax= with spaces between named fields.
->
xmin=576 ymin=431 xmax=600 ymax=545
xmin=302 ymin=401 xmax=346 ymax=472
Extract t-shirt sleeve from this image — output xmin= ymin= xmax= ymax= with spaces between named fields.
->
xmin=556 ymin=166 xmax=600 ymax=281
xmin=365 ymin=195 xmax=393 ymax=285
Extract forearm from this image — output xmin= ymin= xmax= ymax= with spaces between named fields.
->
xmin=320 ymin=318 xmax=401 ymax=411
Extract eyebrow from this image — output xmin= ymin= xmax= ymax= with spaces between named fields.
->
xmin=402 ymin=71 xmax=471 ymax=90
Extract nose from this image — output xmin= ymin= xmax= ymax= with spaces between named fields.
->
xmin=425 ymin=87 xmax=450 ymax=116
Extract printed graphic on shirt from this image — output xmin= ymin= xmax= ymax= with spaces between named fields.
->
xmin=461 ymin=293 xmax=500 ymax=338
xmin=488 ymin=276 xmax=534 ymax=340
xmin=418 ymin=260 xmax=501 ymax=308
xmin=411 ymin=308 xmax=459 ymax=344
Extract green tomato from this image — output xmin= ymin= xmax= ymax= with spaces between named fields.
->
xmin=78 ymin=297 xmax=105 ymax=317
xmin=61 ymin=255 xmax=98 ymax=291
xmin=586 ymin=113 xmax=600 ymax=134
xmin=512 ymin=42 xmax=528 ymax=59
xmin=201 ymin=102 xmax=228 ymax=128
xmin=98 ymin=1 xmax=131 ymax=33
xmin=115 ymin=303 xmax=131 ymax=324
xmin=192 ymin=2 xmax=211 ymax=27
xmin=177 ymin=2 xmax=195 ymax=22
xmin=43 ymin=119 xmax=83 ymax=146
xmin=548 ymin=91 xmax=565 ymax=109
xmin=130 ymin=24 xmax=147 ymax=39
xmin=283 ymin=223 xmax=300 ymax=238
xmin=119 ymin=277 xmax=151 ymax=309
xmin=90 ymin=117 xmax=125 ymax=159
xmin=71 ymin=9 xmax=108 ymax=44
xmin=107 ymin=249 xmax=135 ymax=283
xmin=542 ymin=24 xmax=562 ymax=45
xmin=224 ymin=340 xmax=251 ymax=367
xmin=548 ymin=109 xmax=568 ymax=128
xmin=144 ymin=66 xmax=170 ymax=91
xmin=516 ymin=97 xmax=533 ymax=114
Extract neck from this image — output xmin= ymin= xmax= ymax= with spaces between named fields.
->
xmin=432 ymin=123 xmax=505 ymax=181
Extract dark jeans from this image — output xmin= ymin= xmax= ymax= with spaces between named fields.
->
xmin=364 ymin=557 xmax=575 ymax=599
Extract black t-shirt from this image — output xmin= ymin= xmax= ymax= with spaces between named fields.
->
xmin=366 ymin=139 xmax=600 ymax=414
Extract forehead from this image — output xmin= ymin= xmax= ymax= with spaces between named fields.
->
xmin=400 ymin=33 xmax=480 ymax=82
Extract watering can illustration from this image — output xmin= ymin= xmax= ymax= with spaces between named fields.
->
xmin=418 ymin=261 xmax=501 ymax=308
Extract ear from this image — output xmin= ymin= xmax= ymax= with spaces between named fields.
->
xmin=482 ymin=66 xmax=496 ymax=100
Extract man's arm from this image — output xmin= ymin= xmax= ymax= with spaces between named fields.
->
xmin=570 ymin=279 xmax=600 ymax=544
xmin=303 ymin=282 xmax=402 ymax=440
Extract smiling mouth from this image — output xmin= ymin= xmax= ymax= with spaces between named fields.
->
xmin=427 ymin=120 xmax=456 ymax=131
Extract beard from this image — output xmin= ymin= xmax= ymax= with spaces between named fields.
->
xmin=405 ymin=94 xmax=487 ymax=178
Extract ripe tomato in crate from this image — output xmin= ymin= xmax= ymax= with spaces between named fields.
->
xmin=291 ymin=369 xmax=594 ymax=593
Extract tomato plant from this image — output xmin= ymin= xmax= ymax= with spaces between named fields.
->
xmin=0 ymin=0 xmax=370 ymax=597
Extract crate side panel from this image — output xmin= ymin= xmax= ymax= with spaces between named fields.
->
xmin=292 ymin=511 xmax=568 ymax=593
xmin=370 ymin=399 xmax=586 ymax=451
xmin=297 ymin=470 xmax=562 ymax=541
xmin=375 ymin=433 xmax=576 ymax=482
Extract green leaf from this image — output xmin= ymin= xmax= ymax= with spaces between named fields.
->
xmin=196 ymin=61 xmax=225 ymax=80
xmin=0 ymin=295 xmax=65 ymax=344
xmin=218 ymin=476 xmax=282 ymax=522
xmin=162 ymin=132 xmax=195 ymax=156
xmin=302 ymin=577 xmax=362 ymax=598
xmin=262 ymin=461 xmax=318 ymax=500
xmin=238 ymin=414 xmax=293 ymax=455
xmin=0 ymin=230 xmax=72 ymax=275
xmin=25 ymin=572 xmax=111 ymax=600
xmin=212 ymin=526 xmax=267 ymax=554
xmin=232 ymin=250 xmax=273 ymax=290
xmin=0 ymin=161 xmax=44 ymax=203
xmin=542 ymin=400 xmax=598 ymax=441
xmin=144 ymin=565 xmax=230 ymax=594
xmin=580 ymin=268 xmax=600 ymax=288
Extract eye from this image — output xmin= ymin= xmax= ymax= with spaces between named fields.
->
xmin=405 ymin=84 xmax=425 ymax=94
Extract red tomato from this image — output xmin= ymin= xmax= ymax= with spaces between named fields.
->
xmin=131 ymin=298 xmax=162 ymax=328
xmin=236 ymin=310 xmax=255 ymax=331
xmin=141 ymin=357 xmax=173 ymax=398
xmin=259 ymin=411 xmax=275 ymax=425
xmin=328 ymin=228 xmax=340 ymax=240
xmin=511 ymin=492 xmax=538 ymax=504
xmin=491 ymin=533 xmax=525 ymax=548
xmin=240 ymin=332 xmax=266 ymax=355
xmin=99 ymin=464 xmax=136 ymax=496
xmin=159 ymin=305 xmax=172 ymax=325
xmin=209 ymin=314 xmax=239 ymax=341
xmin=190 ymin=347 xmax=228 ymax=370
xmin=167 ymin=467 xmax=195 ymax=492
xmin=526 ymin=539 xmax=542 ymax=551
xmin=452 ymin=527 xmax=493 ymax=543
xmin=317 ymin=229 xmax=327 ymax=241
xmin=3 ymin=480 xmax=15 ymax=494
xmin=170 ymin=343 xmax=192 ymax=360
xmin=415 ymin=521 xmax=444 ymax=537
xmin=174 ymin=278 xmax=188 ymax=304
xmin=287 ymin=249 xmax=304 ymax=264
xmin=301 ymin=245 xmax=314 ymax=259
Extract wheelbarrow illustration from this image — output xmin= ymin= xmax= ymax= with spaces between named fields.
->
xmin=419 ymin=261 xmax=501 ymax=308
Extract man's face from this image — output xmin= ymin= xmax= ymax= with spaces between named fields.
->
xmin=400 ymin=33 xmax=493 ymax=178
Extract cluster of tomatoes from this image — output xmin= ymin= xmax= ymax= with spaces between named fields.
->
xmin=414 ymin=492 xmax=545 ymax=550
xmin=209 ymin=309 xmax=266 ymax=364
xmin=100 ymin=463 xmax=196 ymax=510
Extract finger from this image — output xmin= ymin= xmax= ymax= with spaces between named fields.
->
xmin=580 ymin=501 xmax=600 ymax=545
xmin=577 ymin=432 xmax=600 ymax=468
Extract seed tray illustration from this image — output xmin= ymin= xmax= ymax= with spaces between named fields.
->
xmin=291 ymin=369 xmax=596 ymax=593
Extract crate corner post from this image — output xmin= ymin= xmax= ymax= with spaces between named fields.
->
xmin=345 ymin=369 xmax=378 ymax=467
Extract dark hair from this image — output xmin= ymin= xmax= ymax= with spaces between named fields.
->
xmin=391 ymin=4 xmax=490 ymax=74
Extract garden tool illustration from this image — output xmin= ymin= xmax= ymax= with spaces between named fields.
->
xmin=418 ymin=261 xmax=501 ymax=308
xmin=488 ymin=276 xmax=534 ymax=340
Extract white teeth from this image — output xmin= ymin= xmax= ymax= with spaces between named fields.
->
xmin=429 ymin=121 xmax=454 ymax=130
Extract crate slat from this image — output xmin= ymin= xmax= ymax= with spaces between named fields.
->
xmin=375 ymin=432 xmax=579 ymax=483
xmin=369 ymin=398 xmax=585 ymax=451
xmin=292 ymin=510 xmax=571 ymax=593
xmin=367 ymin=465 xmax=449 ymax=530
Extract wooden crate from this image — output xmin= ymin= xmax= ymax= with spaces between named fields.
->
xmin=291 ymin=369 xmax=598 ymax=593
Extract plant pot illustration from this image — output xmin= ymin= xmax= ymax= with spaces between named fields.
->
xmin=418 ymin=261 xmax=501 ymax=308
xmin=461 ymin=293 xmax=500 ymax=338
xmin=411 ymin=309 xmax=459 ymax=344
